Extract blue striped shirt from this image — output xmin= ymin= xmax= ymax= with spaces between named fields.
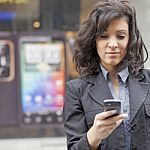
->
xmin=101 ymin=65 xmax=130 ymax=150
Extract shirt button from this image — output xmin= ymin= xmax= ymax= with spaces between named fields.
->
xmin=131 ymin=124 xmax=137 ymax=130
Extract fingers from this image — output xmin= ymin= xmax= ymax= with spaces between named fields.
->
xmin=105 ymin=124 xmax=117 ymax=134
xmin=95 ymin=110 xmax=117 ymax=120
xmin=88 ymin=111 xmax=125 ymax=143
xmin=95 ymin=111 xmax=127 ymax=126
xmin=116 ymin=119 xmax=123 ymax=127
xmin=95 ymin=110 xmax=127 ymax=120
xmin=88 ymin=111 xmax=127 ymax=143
xmin=103 ymin=123 xmax=117 ymax=131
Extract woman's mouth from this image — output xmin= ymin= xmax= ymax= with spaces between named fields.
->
xmin=106 ymin=52 xmax=120 ymax=58
xmin=106 ymin=52 xmax=120 ymax=54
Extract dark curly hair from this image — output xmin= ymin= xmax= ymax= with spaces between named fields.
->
xmin=73 ymin=0 xmax=148 ymax=77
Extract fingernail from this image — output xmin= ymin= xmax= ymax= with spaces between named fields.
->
xmin=111 ymin=110 xmax=117 ymax=114
xmin=122 ymin=114 xmax=128 ymax=118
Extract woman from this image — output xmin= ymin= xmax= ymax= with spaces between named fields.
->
xmin=63 ymin=0 xmax=150 ymax=149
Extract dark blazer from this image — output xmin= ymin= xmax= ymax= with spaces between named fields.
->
xmin=63 ymin=69 xmax=150 ymax=150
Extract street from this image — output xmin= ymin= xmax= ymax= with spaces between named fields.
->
xmin=0 ymin=137 xmax=67 ymax=150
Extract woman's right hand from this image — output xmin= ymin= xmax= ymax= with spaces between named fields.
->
xmin=87 ymin=110 xmax=127 ymax=150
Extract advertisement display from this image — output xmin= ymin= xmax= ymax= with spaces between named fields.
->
xmin=0 ymin=40 xmax=15 ymax=82
xmin=19 ymin=36 xmax=65 ymax=126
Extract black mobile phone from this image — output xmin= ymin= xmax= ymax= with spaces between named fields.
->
xmin=104 ymin=99 xmax=121 ymax=116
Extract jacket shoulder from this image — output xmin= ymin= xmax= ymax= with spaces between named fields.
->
xmin=142 ymin=69 xmax=150 ymax=81
xmin=66 ymin=77 xmax=88 ymax=89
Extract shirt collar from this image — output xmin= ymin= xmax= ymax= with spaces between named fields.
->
xmin=100 ymin=64 xmax=129 ymax=83
xmin=100 ymin=64 xmax=109 ymax=80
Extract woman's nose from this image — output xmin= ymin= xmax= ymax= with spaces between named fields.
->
xmin=108 ymin=41 xmax=118 ymax=48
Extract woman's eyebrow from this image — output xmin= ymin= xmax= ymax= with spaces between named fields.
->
xmin=117 ymin=30 xmax=128 ymax=33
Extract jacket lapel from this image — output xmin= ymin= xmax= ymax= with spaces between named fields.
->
xmin=86 ymin=72 xmax=149 ymax=122
xmin=129 ymin=75 xmax=149 ymax=123
xmin=87 ymin=72 xmax=113 ymax=106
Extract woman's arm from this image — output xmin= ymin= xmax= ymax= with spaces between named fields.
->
xmin=64 ymin=80 xmax=126 ymax=150
xmin=63 ymin=80 xmax=91 ymax=150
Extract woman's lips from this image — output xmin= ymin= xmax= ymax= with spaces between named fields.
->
xmin=106 ymin=52 xmax=120 ymax=54
xmin=106 ymin=52 xmax=120 ymax=58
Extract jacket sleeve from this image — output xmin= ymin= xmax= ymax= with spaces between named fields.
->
xmin=63 ymin=80 xmax=91 ymax=150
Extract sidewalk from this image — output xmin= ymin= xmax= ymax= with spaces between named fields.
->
xmin=0 ymin=137 xmax=67 ymax=150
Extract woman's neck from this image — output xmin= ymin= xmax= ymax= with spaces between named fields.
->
xmin=109 ymin=72 xmax=119 ymax=97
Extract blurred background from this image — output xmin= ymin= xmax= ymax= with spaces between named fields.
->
xmin=0 ymin=0 xmax=149 ymax=150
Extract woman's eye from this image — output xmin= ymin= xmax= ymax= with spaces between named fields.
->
xmin=99 ymin=35 xmax=108 ymax=38
xmin=117 ymin=35 xmax=125 ymax=39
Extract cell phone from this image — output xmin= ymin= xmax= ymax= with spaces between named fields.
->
xmin=104 ymin=99 xmax=121 ymax=116
xmin=19 ymin=36 xmax=65 ymax=126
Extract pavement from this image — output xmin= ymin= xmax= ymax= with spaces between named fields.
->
xmin=0 ymin=137 xmax=67 ymax=150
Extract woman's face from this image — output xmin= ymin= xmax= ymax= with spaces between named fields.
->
xmin=96 ymin=17 xmax=129 ymax=72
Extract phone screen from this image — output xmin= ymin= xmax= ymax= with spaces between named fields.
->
xmin=19 ymin=37 xmax=65 ymax=125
